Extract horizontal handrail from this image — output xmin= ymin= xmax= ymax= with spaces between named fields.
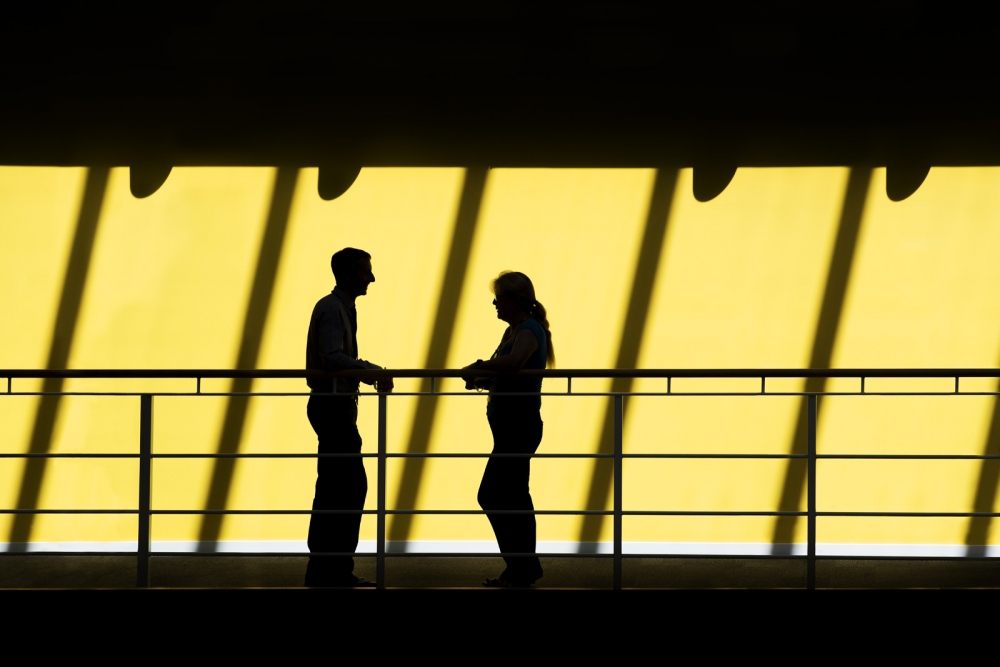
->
xmin=3 ymin=509 xmax=999 ymax=517
xmin=3 ymin=452 xmax=1000 ymax=459
xmin=5 ymin=367 xmax=1000 ymax=379
xmin=2 ymin=551 xmax=996 ymax=562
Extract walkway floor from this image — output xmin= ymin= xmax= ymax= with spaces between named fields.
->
xmin=1 ymin=556 xmax=999 ymax=589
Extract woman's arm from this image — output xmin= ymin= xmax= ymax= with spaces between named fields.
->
xmin=461 ymin=328 xmax=540 ymax=389
xmin=479 ymin=329 xmax=539 ymax=372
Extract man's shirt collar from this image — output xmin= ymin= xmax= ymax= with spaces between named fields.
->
xmin=331 ymin=286 xmax=356 ymax=312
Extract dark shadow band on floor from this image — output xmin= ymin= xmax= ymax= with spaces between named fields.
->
xmin=7 ymin=167 xmax=109 ymax=549
xmin=577 ymin=168 xmax=677 ymax=550
xmin=770 ymin=167 xmax=871 ymax=554
xmin=197 ymin=167 xmax=298 ymax=550
xmin=387 ymin=167 xmax=488 ymax=546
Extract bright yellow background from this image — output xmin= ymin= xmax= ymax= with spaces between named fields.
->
xmin=2 ymin=165 xmax=1000 ymax=548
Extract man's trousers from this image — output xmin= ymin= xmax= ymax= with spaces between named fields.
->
xmin=304 ymin=394 xmax=367 ymax=585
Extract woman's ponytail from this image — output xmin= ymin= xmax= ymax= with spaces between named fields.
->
xmin=530 ymin=300 xmax=555 ymax=367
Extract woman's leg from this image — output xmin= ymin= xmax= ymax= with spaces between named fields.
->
xmin=479 ymin=409 xmax=543 ymax=582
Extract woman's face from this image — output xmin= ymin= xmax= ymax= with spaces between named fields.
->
xmin=493 ymin=293 xmax=519 ymax=323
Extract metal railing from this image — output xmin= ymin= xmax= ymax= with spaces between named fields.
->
xmin=3 ymin=367 xmax=1000 ymax=590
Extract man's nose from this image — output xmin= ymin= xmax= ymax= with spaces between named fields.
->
xmin=370 ymin=273 xmax=375 ymax=283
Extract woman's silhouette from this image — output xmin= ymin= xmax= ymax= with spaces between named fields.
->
xmin=463 ymin=271 xmax=554 ymax=587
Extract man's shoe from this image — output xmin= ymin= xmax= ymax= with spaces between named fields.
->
xmin=345 ymin=575 xmax=376 ymax=587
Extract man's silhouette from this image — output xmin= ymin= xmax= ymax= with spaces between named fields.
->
xmin=304 ymin=247 xmax=393 ymax=587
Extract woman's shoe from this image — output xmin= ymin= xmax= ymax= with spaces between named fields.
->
xmin=482 ymin=575 xmax=509 ymax=587
xmin=482 ymin=571 xmax=539 ymax=588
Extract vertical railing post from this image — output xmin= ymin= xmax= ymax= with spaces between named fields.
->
xmin=137 ymin=394 xmax=152 ymax=588
xmin=807 ymin=393 xmax=817 ymax=590
xmin=613 ymin=394 xmax=623 ymax=590
xmin=377 ymin=392 xmax=387 ymax=590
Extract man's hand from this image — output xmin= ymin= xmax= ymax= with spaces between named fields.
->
xmin=361 ymin=363 xmax=392 ymax=392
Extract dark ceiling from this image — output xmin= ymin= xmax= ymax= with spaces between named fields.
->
xmin=2 ymin=2 xmax=995 ymax=167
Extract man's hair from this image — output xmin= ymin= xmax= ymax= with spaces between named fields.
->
xmin=331 ymin=247 xmax=371 ymax=284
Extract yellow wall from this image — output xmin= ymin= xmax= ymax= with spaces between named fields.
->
xmin=2 ymin=165 xmax=1000 ymax=548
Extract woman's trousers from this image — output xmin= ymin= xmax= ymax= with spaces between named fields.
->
xmin=478 ymin=406 xmax=544 ymax=581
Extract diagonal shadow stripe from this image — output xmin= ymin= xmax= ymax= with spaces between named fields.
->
xmin=387 ymin=167 xmax=488 ymax=546
xmin=577 ymin=169 xmax=678 ymax=550
xmin=770 ymin=167 xmax=871 ymax=554
xmin=964 ymin=379 xmax=1000 ymax=555
xmin=196 ymin=167 xmax=299 ymax=550
xmin=8 ymin=167 xmax=110 ymax=548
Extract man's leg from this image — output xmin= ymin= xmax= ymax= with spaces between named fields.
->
xmin=305 ymin=396 xmax=367 ymax=586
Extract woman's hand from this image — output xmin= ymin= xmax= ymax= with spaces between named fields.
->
xmin=462 ymin=360 xmax=486 ymax=390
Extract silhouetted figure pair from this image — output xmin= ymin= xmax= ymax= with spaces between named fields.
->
xmin=464 ymin=271 xmax=554 ymax=587
xmin=305 ymin=255 xmax=551 ymax=588
xmin=304 ymin=248 xmax=392 ymax=587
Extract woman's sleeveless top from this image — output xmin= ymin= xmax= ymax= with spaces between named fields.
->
xmin=489 ymin=317 xmax=548 ymax=414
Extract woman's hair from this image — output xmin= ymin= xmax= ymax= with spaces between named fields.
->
xmin=492 ymin=271 xmax=555 ymax=366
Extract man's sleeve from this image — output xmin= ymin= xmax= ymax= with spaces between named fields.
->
xmin=315 ymin=307 xmax=370 ymax=371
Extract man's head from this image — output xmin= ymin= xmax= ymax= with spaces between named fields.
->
xmin=331 ymin=247 xmax=374 ymax=298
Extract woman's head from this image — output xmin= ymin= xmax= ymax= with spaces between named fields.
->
xmin=491 ymin=271 xmax=555 ymax=366
xmin=492 ymin=271 xmax=535 ymax=320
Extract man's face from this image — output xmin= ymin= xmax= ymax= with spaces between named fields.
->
xmin=351 ymin=258 xmax=375 ymax=296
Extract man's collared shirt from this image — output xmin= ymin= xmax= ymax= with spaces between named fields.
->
xmin=306 ymin=286 xmax=378 ymax=394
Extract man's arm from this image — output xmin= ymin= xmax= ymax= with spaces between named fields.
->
xmin=314 ymin=308 xmax=371 ymax=372
xmin=314 ymin=306 xmax=393 ymax=392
